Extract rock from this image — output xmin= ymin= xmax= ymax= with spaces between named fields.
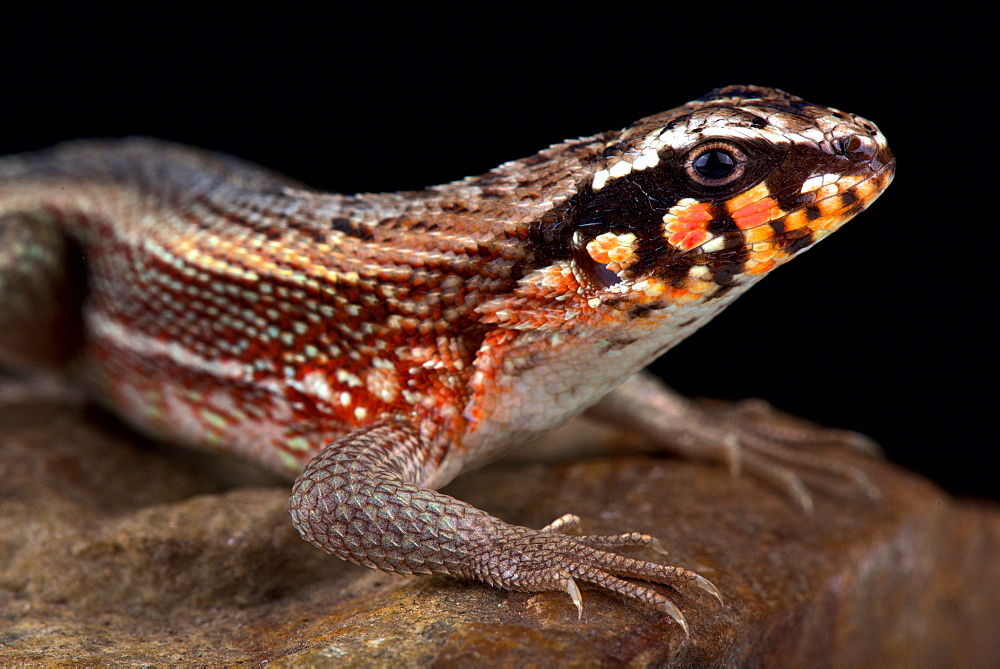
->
xmin=0 ymin=399 xmax=996 ymax=665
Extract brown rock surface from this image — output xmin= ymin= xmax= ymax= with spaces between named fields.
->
xmin=0 ymin=398 xmax=996 ymax=666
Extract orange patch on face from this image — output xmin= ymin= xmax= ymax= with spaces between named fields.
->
xmin=679 ymin=204 xmax=712 ymax=221
xmin=666 ymin=225 xmax=710 ymax=250
xmin=732 ymin=196 xmax=779 ymax=230
xmin=586 ymin=232 xmax=638 ymax=272
xmin=742 ymin=225 xmax=773 ymax=244
xmin=854 ymin=178 xmax=877 ymax=201
xmin=745 ymin=258 xmax=777 ymax=275
xmin=725 ymin=182 xmax=771 ymax=214
xmin=781 ymin=209 xmax=809 ymax=232
xmin=817 ymin=195 xmax=851 ymax=217
xmin=662 ymin=200 xmax=714 ymax=251
xmin=744 ymin=242 xmax=784 ymax=275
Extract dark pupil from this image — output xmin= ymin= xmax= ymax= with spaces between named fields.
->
xmin=693 ymin=149 xmax=736 ymax=179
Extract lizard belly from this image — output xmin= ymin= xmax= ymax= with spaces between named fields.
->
xmin=455 ymin=291 xmax=744 ymax=471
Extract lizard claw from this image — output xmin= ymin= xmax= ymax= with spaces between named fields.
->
xmin=648 ymin=537 xmax=670 ymax=558
xmin=564 ymin=576 xmax=584 ymax=618
xmin=694 ymin=574 xmax=724 ymax=605
xmin=662 ymin=598 xmax=689 ymax=637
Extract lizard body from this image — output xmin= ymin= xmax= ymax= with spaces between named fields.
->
xmin=0 ymin=86 xmax=894 ymax=629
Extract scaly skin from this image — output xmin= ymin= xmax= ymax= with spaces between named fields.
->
xmin=0 ymin=86 xmax=894 ymax=631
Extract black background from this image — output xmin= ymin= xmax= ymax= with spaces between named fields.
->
xmin=2 ymin=7 xmax=994 ymax=499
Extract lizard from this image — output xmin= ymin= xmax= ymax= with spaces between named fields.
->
xmin=0 ymin=85 xmax=894 ymax=633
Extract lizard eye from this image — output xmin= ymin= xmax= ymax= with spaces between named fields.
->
xmin=686 ymin=142 xmax=746 ymax=186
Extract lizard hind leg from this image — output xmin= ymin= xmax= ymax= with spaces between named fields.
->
xmin=287 ymin=417 xmax=719 ymax=629
xmin=0 ymin=212 xmax=87 ymax=372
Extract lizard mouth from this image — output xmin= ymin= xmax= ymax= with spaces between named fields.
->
xmin=719 ymin=156 xmax=896 ymax=281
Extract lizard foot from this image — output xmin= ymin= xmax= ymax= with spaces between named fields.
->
xmin=588 ymin=372 xmax=881 ymax=514
xmin=475 ymin=515 xmax=722 ymax=633
xmin=696 ymin=397 xmax=882 ymax=514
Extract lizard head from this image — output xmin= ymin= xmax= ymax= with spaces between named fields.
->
xmin=566 ymin=85 xmax=895 ymax=318
xmin=457 ymin=87 xmax=892 ymax=450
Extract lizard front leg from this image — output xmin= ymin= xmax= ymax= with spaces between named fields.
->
xmin=288 ymin=417 xmax=719 ymax=631
xmin=587 ymin=371 xmax=881 ymax=514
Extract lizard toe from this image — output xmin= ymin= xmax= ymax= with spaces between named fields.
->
xmin=478 ymin=521 xmax=720 ymax=630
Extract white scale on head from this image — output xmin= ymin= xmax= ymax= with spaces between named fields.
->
xmin=590 ymin=109 xmax=796 ymax=194
xmin=591 ymin=129 xmax=668 ymax=192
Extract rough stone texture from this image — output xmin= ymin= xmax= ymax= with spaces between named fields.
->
xmin=0 ymin=397 xmax=996 ymax=666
